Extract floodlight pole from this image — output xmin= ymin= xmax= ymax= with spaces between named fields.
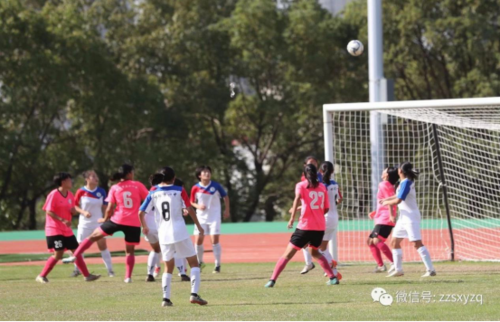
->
xmin=368 ymin=0 xmax=386 ymax=210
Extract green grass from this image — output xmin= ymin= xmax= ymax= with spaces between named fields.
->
xmin=0 ymin=261 xmax=499 ymax=320
xmin=0 ymin=250 xmax=152 ymax=263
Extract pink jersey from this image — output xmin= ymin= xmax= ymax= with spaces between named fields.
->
xmin=43 ymin=189 xmax=75 ymax=237
xmin=295 ymin=181 xmax=330 ymax=231
xmin=106 ymin=180 xmax=149 ymax=227
xmin=374 ymin=181 xmax=397 ymax=226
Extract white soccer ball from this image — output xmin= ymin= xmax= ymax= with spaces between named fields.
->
xmin=347 ymin=40 xmax=364 ymax=56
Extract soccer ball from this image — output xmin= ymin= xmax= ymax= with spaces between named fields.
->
xmin=347 ymin=40 xmax=364 ymax=56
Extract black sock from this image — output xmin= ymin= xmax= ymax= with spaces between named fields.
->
xmin=191 ymin=293 xmax=197 ymax=297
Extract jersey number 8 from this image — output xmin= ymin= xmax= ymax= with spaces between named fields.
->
xmin=161 ymin=202 xmax=170 ymax=221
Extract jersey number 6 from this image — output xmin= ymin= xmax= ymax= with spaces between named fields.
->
xmin=161 ymin=201 xmax=170 ymax=221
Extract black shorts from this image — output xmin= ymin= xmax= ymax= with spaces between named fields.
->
xmin=369 ymin=224 xmax=394 ymax=239
xmin=100 ymin=221 xmax=141 ymax=245
xmin=46 ymin=235 xmax=79 ymax=251
xmin=290 ymin=229 xmax=324 ymax=250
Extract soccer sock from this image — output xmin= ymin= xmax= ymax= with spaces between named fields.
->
xmin=155 ymin=252 xmax=162 ymax=268
xmin=183 ymin=258 xmax=188 ymax=274
xmin=270 ymin=257 xmax=289 ymax=281
xmin=147 ymin=251 xmax=157 ymax=276
xmin=73 ymin=238 xmax=93 ymax=257
xmin=392 ymin=248 xmax=403 ymax=271
xmin=369 ymin=243 xmax=384 ymax=267
xmin=317 ymin=255 xmax=334 ymax=279
xmin=125 ymin=254 xmax=135 ymax=279
xmin=162 ymin=273 xmax=172 ymax=300
xmin=74 ymin=254 xmax=90 ymax=277
xmin=417 ymin=246 xmax=435 ymax=272
xmin=376 ymin=241 xmax=393 ymax=263
xmin=101 ymin=249 xmax=113 ymax=272
xmin=40 ymin=256 xmax=58 ymax=277
xmin=196 ymin=245 xmax=204 ymax=264
xmin=320 ymin=250 xmax=338 ymax=275
xmin=175 ymin=257 xmax=185 ymax=275
xmin=190 ymin=267 xmax=201 ymax=294
xmin=302 ymin=248 xmax=313 ymax=266
xmin=212 ymin=243 xmax=222 ymax=267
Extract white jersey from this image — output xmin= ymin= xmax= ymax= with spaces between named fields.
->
xmin=190 ymin=181 xmax=227 ymax=223
xmin=323 ymin=180 xmax=340 ymax=228
xmin=74 ymin=186 xmax=107 ymax=229
xmin=396 ymin=178 xmax=421 ymax=223
xmin=139 ymin=184 xmax=189 ymax=244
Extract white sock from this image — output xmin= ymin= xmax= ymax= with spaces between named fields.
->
xmin=175 ymin=257 xmax=186 ymax=275
xmin=212 ymin=243 xmax=222 ymax=267
xmin=303 ymin=248 xmax=312 ymax=266
xmin=147 ymin=251 xmax=158 ymax=275
xmin=184 ymin=258 xmax=188 ymax=274
xmin=162 ymin=273 xmax=172 ymax=300
xmin=100 ymin=249 xmax=113 ymax=272
xmin=155 ymin=251 xmax=161 ymax=268
xmin=196 ymin=245 xmax=204 ymax=264
xmin=321 ymin=250 xmax=337 ymax=275
xmin=392 ymin=248 xmax=403 ymax=271
xmin=417 ymin=246 xmax=435 ymax=272
xmin=190 ymin=267 xmax=201 ymax=294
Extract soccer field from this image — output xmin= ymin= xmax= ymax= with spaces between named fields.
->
xmin=0 ymin=261 xmax=498 ymax=320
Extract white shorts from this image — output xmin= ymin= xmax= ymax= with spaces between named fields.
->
xmin=144 ymin=229 xmax=159 ymax=244
xmin=77 ymin=225 xmax=100 ymax=243
xmin=323 ymin=225 xmax=337 ymax=241
xmin=392 ymin=220 xmax=422 ymax=242
xmin=160 ymin=238 xmax=196 ymax=262
xmin=193 ymin=221 xmax=221 ymax=236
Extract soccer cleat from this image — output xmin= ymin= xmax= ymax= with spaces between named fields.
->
xmin=146 ymin=274 xmax=155 ymax=282
xmin=264 ymin=280 xmax=276 ymax=288
xmin=161 ymin=299 xmax=173 ymax=307
xmin=153 ymin=266 xmax=161 ymax=278
xmin=199 ymin=262 xmax=206 ymax=272
xmin=421 ymin=270 xmax=437 ymax=277
xmin=35 ymin=276 xmax=49 ymax=284
xmin=70 ymin=270 xmax=81 ymax=278
xmin=336 ymin=272 xmax=343 ymax=281
xmin=300 ymin=263 xmax=315 ymax=274
xmin=62 ymin=256 xmax=76 ymax=264
xmin=124 ymin=278 xmax=132 ymax=283
xmin=108 ymin=271 xmax=115 ymax=277
xmin=180 ymin=274 xmax=190 ymax=282
xmin=213 ymin=266 xmax=220 ymax=274
xmin=85 ymin=274 xmax=101 ymax=282
xmin=190 ymin=294 xmax=208 ymax=305
xmin=387 ymin=264 xmax=396 ymax=274
xmin=386 ymin=270 xmax=404 ymax=277
xmin=326 ymin=277 xmax=339 ymax=285
xmin=374 ymin=265 xmax=387 ymax=273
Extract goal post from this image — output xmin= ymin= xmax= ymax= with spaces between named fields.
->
xmin=323 ymin=97 xmax=500 ymax=263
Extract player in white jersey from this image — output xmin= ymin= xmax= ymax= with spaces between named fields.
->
xmin=318 ymin=161 xmax=343 ymax=282
xmin=381 ymin=162 xmax=436 ymax=278
xmin=190 ymin=165 xmax=230 ymax=273
xmin=140 ymin=167 xmax=208 ymax=307
xmin=66 ymin=170 xmax=114 ymax=277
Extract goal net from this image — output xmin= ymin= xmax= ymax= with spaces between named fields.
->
xmin=323 ymin=98 xmax=500 ymax=262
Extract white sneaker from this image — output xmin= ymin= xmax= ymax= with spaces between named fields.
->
xmin=386 ymin=270 xmax=404 ymax=277
xmin=35 ymin=275 xmax=49 ymax=284
xmin=421 ymin=270 xmax=436 ymax=277
xmin=387 ymin=264 xmax=396 ymax=274
xmin=62 ymin=256 xmax=76 ymax=264
xmin=300 ymin=263 xmax=315 ymax=274
xmin=108 ymin=271 xmax=115 ymax=277
xmin=374 ymin=265 xmax=387 ymax=273
xmin=124 ymin=278 xmax=132 ymax=283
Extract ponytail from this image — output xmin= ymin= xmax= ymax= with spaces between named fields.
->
xmin=320 ymin=161 xmax=334 ymax=185
xmin=400 ymin=162 xmax=419 ymax=181
xmin=110 ymin=163 xmax=134 ymax=182
xmin=304 ymin=164 xmax=319 ymax=188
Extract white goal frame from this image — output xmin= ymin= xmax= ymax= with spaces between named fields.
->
xmin=323 ymin=97 xmax=500 ymax=262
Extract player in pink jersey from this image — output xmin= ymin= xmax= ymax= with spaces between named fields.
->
xmin=367 ymin=167 xmax=399 ymax=273
xmin=72 ymin=164 xmax=149 ymax=283
xmin=36 ymin=172 xmax=100 ymax=283
xmin=265 ymin=164 xmax=338 ymax=288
